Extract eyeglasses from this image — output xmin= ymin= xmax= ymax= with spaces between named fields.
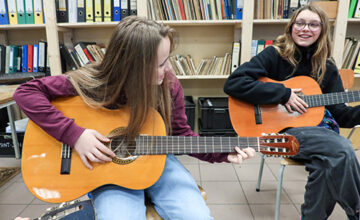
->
xmin=293 ymin=21 xmax=322 ymax=31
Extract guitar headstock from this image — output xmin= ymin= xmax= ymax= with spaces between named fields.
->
xmin=259 ymin=133 xmax=299 ymax=157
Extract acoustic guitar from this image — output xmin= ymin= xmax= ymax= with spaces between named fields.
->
xmin=22 ymin=96 xmax=299 ymax=203
xmin=228 ymin=75 xmax=360 ymax=137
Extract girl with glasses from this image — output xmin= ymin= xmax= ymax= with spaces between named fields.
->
xmin=224 ymin=5 xmax=360 ymax=220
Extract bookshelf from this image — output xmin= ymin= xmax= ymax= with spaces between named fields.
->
xmin=6 ymin=1 xmax=358 ymax=98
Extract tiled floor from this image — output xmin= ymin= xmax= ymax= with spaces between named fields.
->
xmin=0 ymin=151 xmax=359 ymax=220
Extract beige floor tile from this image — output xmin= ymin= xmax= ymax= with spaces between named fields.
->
xmin=250 ymin=204 xmax=299 ymax=220
xmin=200 ymin=164 xmax=238 ymax=181
xmin=208 ymin=204 xmax=254 ymax=220
xmin=281 ymin=181 xmax=306 ymax=204
xmin=0 ymin=204 xmax=27 ymax=220
xmin=202 ymin=181 xmax=247 ymax=204
xmin=242 ymin=181 xmax=292 ymax=204
xmin=234 ymin=164 xmax=276 ymax=181
xmin=18 ymin=204 xmax=54 ymax=219
xmin=176 ymin=155 xmax=199 ymax=164
xmin=0 ymin=181 xmax=34 ymax=204
xmin=183 ymin=163 xmax=200 ymax=182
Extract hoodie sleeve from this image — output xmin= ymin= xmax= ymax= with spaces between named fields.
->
xmin=224 ymin=46 xmax=291 ymax=105
xmin=13 ymin=75 xmax=85 ymax=147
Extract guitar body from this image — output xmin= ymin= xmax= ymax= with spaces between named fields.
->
xmin=22 ymin=96 xmax=167 ymax=203
xmin=229 ymin=76 xmax=324 ymax=137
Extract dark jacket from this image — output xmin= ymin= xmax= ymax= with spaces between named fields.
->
xmin=223 ymin=45 xmax=360 ymax=128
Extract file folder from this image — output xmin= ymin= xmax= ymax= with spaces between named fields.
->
xmin=235 ymin=0 xmax=243 ymax=20
xmin=22 ymin=45 xmax=28 ymax=72
xmin=121 ymin=0 xmax=129 ymax=19
xmin=94 ymin=0 xmax=102 ymax=22
xmin=0 ymin=45 xmax=5 ymax=73
xmin=129 ymin=0 xmax=137 ymax=15
xmin=16 ymin=0 xmax=26 ymax=24
xmin=9 ymin=46 xmax=18 ymax=73
xmin=0 ymin=0 xmax=9 ymax=25
xmin=77 ymin=0 xmax=86 ymax=22
xmin=27 ymin=44 xmax=33 ymax=72
xmin=104 ymin=0 xmax=111 ymax=21
xmin=113 ymin=0 xmax=121 ymax=21
xmin=33 ymin=0 xmax=44 ymax=24
xmin=68 ymin=0 xmax=77 ymax=23
xmin=33 ymin=44 xmax=39 ymax=72
xmin=86 ymin=0 xmax=94 ymax=22
xmin=56 ymin=0 xmax=68 ymax=23
xmin=25 ymin=0 xmax=35 ymax=24
xmin=7 ymin=0 xmax=18 ymax=24
xmin=38 ymin=41 xmax=47 ymax=73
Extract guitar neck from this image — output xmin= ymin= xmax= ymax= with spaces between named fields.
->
xmin=301 ymin=90 xmax=360 ymax=107
xmin=115 ymin=136 xmax=264 ymax=155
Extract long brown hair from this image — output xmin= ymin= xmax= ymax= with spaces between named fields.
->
xmin=273 ymin=4 xmax=333 ymax=83
xmin=67 ymin=16 xmax=175 ymax=139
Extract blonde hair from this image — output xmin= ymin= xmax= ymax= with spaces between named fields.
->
xmin=67 ymin=16 xmax=175 ymax=139
xmin=273 ymin=4 xmax=333 ymax=83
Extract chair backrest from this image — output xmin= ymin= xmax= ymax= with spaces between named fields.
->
xmin=339 ymin=69 xmax=354 ymax=90
xmin=338 ymin=69 xmax=360 ymax=150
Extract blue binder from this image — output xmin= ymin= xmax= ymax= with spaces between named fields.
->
xmin=113 ymin=0 xmax=121 ymax=21
xmin=0 ymin=0 xmax=9 ymax=25
xmin=235 ymin=0 xmax=243 ymax=20
xmin=22 ymin=45 xmax=28 ymax=72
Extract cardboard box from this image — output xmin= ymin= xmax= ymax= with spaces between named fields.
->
xmin=310 ymin=1 xmax=338 ymax=19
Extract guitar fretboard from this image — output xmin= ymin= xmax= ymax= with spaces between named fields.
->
xmin=300 ymin=90 xmax=360 ymax=107
xmin=110 ymin=135 xmax=290 ymax=155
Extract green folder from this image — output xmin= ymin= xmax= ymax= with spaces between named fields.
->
xmin=349 ymin=0 xmax=357 ymax=18
xmin=25 ymin=0 xmax=34 ymax=24
xmin=16 ymin=0 xmax=26 ymax=24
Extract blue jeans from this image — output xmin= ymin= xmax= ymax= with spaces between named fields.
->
xmin=89 ymin=155 xmax=213 ymax=220
xmin=286 ymin=127 xmax=360 ymax=220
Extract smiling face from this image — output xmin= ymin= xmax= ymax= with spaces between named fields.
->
xmin=291 ymin=9 xmax=322 ymax=47
xmin=156 ymin=37 xmax=171 ymax=85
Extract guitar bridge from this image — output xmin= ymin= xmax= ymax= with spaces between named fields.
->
xmin=60 ymin=143 xmax=72 ymax=174
xmin=254 ymin=105 xmax=262 ymax=124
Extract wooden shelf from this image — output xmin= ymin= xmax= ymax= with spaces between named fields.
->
xmin=159 ymin=20 xmax=241 ymax=26
xmin=57 ymin=22 xmax=118 ymax=29
xmin=348 ymin=18 xmax=360 ymax=23
xmin=177 ymin=75 xmax=229 ymax=79
xmin=0 ymin=24 xmax=46 ymax=30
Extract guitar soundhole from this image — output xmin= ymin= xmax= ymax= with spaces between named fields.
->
xmin=108 ymin=136 xmax=138 ymax=165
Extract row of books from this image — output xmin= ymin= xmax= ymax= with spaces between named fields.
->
xmin=0 ymin=42 xmax=49 ymax=74
xmin=349 ymin=0 xmax=360 ymax=18
xmin=148 ymin=0 xmax=243 ymax=21
xmin=56 ymin=0 xmax=137 ymax=23
xmin=342 ymin=38 xmax=360 ymax=74
xmin=0 ymin=0 xmax=45 ymax=25
xmin=170 ymin=53 xmax=232 ymax=76
xmin=60 ymin=42 xmax=106 ymax=72
xmin=251 ymin=39 xmax=274 ymax=58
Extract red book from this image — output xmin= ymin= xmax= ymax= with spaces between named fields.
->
xmin=264 ymin=40 xmax=274 ymax=48
xmin=27 ymin=44 xmax=33 ymax=72
xmin=178 ymin=0 xmax=186 ymax=20
xmin=83 ymin=48 xmax=95 ymax=63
